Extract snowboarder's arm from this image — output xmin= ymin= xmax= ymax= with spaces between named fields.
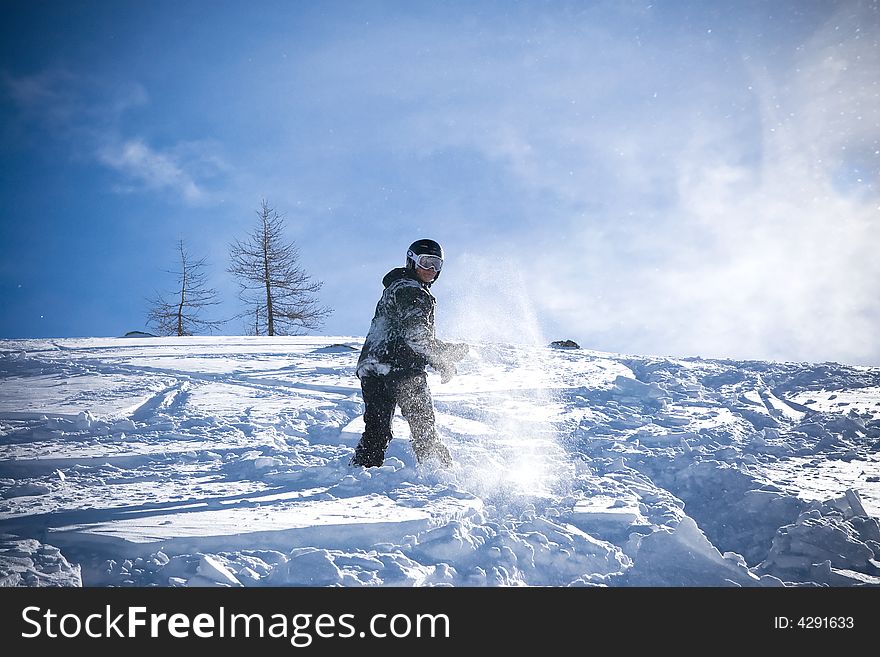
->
xmin=395 ymin=285 xmax=451 ymax=372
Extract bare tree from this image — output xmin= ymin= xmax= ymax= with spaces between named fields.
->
xmin=228 ymin=199 xmax=331 ymax=336
xmin=146 ymin=239 xmax=224 ymax=336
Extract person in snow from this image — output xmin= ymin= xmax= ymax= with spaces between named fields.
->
xmin=351 ymin=238 xmax=469 ymax=468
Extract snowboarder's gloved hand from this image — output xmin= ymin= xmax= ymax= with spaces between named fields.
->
xmin=447 ymin=343 xmax=469 ymax=362
xmin=439 ymin=362 xmax=456 ymax=384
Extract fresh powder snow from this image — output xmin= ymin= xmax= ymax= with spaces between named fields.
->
xmin=0 ymin=335 xmax=878 ymax=587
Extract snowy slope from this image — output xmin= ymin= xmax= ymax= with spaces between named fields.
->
xmin=0 ymin=336 xmax=878 ymax=587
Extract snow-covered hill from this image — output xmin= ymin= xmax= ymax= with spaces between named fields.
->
xmin=1 ymin=336 xmax=878 ymax=587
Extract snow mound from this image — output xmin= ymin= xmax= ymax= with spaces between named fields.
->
xmin=0 ymin=534 xmax=82 ymax=586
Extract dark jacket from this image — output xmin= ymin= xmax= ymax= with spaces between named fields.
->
xmin=357 ymin=267 xmax=454 ymax=378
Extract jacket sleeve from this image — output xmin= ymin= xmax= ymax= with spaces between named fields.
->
xmin=394 ymin=284 xmax=450 ymax=371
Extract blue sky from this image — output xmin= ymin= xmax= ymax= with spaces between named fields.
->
xmin=2 ymin=0 xmax=878 ymax=365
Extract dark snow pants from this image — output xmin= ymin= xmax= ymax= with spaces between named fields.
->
xmin=351 ymin=371 xmax=451 ymax=467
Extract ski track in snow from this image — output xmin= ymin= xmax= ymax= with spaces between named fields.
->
xmin=0 ymin=336 xmax=879 ymax=587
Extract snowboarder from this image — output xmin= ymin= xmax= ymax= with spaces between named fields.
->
xmin=351 ymin=238 xmax=469 ymax=468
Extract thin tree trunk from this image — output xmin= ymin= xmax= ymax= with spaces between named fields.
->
xmin=176 ymin=248 xmax=188 ymax=336
xmin=263 ymin=221 xmax=274 ymax=336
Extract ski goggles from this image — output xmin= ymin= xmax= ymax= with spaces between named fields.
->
xmin=408 ymin=251 xmax=443 ymax=272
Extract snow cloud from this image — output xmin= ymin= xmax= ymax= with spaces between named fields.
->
xmin=520 ymin=5 xmax=880 ymax=365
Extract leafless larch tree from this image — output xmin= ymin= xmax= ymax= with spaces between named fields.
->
xmin=228 ymin=199 xmax=332 ymax=336
xmin=146 ymin=239 xmax=224 ymax=336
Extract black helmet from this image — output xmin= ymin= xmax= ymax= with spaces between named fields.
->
xmin=406 ymin=239 xmax=444 ymax=281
